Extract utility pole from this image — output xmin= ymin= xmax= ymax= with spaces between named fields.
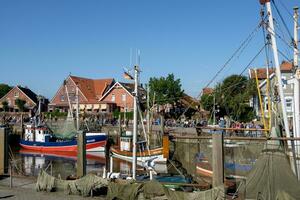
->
xmin=132 ymin=65 xmax=139 ymax=179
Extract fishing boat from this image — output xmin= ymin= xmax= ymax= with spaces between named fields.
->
xmin=196 ymin=159 xmax=251 ymax=179
xmin=20 ymin=84 xmax=107 ymax=152
xmin=110 ymin=130 xmax=168 ymax=165
xmin=20 ymin=124 xmax=107 ymax=152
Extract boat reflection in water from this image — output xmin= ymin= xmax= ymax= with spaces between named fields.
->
xmin=16 ymin=149 xmax=168 ymax=179
xmin=18 ymin=149 xmax=106 ymax=179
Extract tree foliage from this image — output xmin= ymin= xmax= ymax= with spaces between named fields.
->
xmin=0 ymin=84 xmax=12 ymax=99
xmin=200 ymin=93 xmax=214 ymax=111
xmin=201 ymin=74 xmax=256 ymax=122
xmin=149 ymin=73 xmax=184 ymax=106
xmin=1 ymin=101 xmax=9 ymax=112
xmin=15 ymin=98 xmax=26 ymax=112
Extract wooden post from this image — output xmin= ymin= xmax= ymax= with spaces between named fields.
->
xmin=20 ymin=114 xmax=23 ymax=138
xmin=160 ymin=115 xmax=164 ymax=134
xmin=77 ymin=131 xmax=86 ymax=177
xmin=212 ymin=131 xmax=224 ymax=187
xmin=160 ymin=115 xmax=164 ymax=145
xmin=9 ymin=162 xmax=12 ymax=188
xmin=0 ymin=128 xmax=8 ymax=175
xmin=162 ymin=134 xmax=169 ymax=159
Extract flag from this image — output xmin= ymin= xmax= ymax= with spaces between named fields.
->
xmin=123 ymin=71 xmax=134 ymax=80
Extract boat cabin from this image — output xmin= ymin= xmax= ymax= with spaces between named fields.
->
xmin=24 ymin=124 xmax=51 ymax=142
xmin=120 ymin=131 xmax=133 ymax=151
xmin=119 ymin=130 xmax=147 ymax=152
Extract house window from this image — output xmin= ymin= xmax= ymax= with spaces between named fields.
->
xmin=282 ymin=76 xmax=287 ymax=89
xmin=60 ymin=95 xmax=65 ymax=102
xmin=264 ymin=97 xmax=269 ymax=112
xmin=14 ymin=92 xmax=19 ymax=98
xmin=285 ymin=97 xmax=293 ymax=112
xmin=122 ymin=94 xmax=126 ymax=102
xmin=111 ymin=94 xmax=115 ymax=102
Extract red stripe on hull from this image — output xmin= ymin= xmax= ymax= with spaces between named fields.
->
xmin=20 ymin=141 xmax=106 ymax=152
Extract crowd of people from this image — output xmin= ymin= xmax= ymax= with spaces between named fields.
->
xmin=218 ymin=118 xmax=264 ymax=137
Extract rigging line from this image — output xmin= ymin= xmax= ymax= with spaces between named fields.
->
xmin=276 ymin=0 xmax=300 ymax=28
xmin=274 ymin=17 xmax=293 ymax=59
xmin=277 ymin=48 xmax=293 ymax=62
xmin=266 ymin=23 xmax=295 ymax=50
xmin=261 ymin=8 xmax=272 ymax=68
xmin=239 ymin=44 xmax=268 ymax=75
xmin=176 ymin=18 xmax=267 ymax=120
xmin=195 ymin=19 xmax=264 ymax=100
xmin=182 ymin=43 xmax=268 ymax=124
xmin=219 ymin=44 xmax=268 ymax=119
xmin=272 ymin=0 xmax=296 ymax=49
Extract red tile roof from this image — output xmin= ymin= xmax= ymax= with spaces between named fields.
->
xmin=249 ymin=61 xmax=294 ymax=79
xmin=280 ymin=61 xmax=293 ymax=71
xmin=70 ymin=76 xmax=114 ymax=102
xmin=202 ymin=87 xmax=214 ymax=95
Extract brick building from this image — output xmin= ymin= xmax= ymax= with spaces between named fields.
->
xmin=99 ymin=82 xmax=146 ymax=112
xmin=48 ymin=75 xmax=115 ymax=112
xmin=0 ymin=86 xmax=39 ymax=112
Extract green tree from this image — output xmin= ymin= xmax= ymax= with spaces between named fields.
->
xmin=2 ymin=101 xmax=9 ymax=112
xmin=15 ymin=98 xmax=26 ymax=112
xmin=0 ymin=84 xmax=12 ymax=99
xmin=203 ymin=74 xmax=256 ymax=122
xmin=200 ymin=93 xmax=214 ymax=111
xmin=149 ymin=73 xmax=184 ymax=106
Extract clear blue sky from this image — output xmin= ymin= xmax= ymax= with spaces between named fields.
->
xmin=0 ymin=0 xmax=299 ymax=99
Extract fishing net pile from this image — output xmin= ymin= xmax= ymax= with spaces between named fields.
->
xmin=47 ymin=112 xmax=77 ymax=139
xmin=36 ymin=170 xmax=108 ymax=196
xmin=36 ymin=170 xmax=225 ymax=199
xmin=238 ymin=144 xmax=300 ymax=199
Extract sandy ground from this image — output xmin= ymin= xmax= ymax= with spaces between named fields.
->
xmin=0 ymin=176 xmax=105 ymax=200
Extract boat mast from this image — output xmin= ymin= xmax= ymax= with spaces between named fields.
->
xmin=294 ymin=7 xmax=299 ymax=139
xmin=64 ymin=80 xmax=73 ymax=119
xmin=262 ymin=0 xmax=291 ymax=139
xmin=76 ymin=86 xmax=80 ymax=131
xmin=132 ymin=65 xmax=139 ymax=179
xmin=293 ymin=6 xmax=299 ymax=178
